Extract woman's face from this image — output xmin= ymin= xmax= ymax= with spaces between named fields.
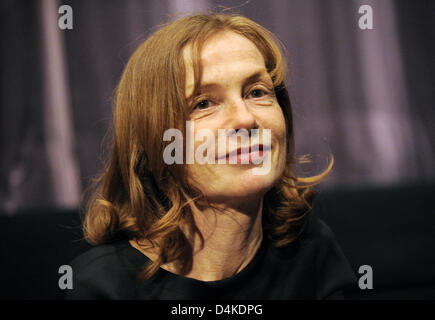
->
xmin=183 ymin=31 xmax=287 ymax=205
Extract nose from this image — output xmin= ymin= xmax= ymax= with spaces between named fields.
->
xmin=225 ymin=97 xmax=258 ymax=132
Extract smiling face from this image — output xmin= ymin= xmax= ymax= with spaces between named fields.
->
xmin=183 ymin=31 xmax=287 ymax=205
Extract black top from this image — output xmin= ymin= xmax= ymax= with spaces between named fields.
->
xmin=65 ymin=216 xmax=356 ymax=300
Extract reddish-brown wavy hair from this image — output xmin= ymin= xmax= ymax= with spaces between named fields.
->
xmin=82 ymin=13 xmax=333 ymax=280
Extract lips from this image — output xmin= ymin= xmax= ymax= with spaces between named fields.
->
xmin=217 ymin=144 xmax=271 ymax=163
xmin=232 ymin=144 xmax=262 ymax=156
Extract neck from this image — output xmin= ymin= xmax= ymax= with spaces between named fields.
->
xmin=179 ymin=196 xmax=264 ymax=281
xmin=130 ymin=196 xmax=264 ymax=282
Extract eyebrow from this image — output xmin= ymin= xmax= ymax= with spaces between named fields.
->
xmin=195 ymin=68 xmax=271 ymax=95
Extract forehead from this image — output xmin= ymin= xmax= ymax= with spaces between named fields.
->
xmin=200 ymin=31 xmax=263 ymax=66
xmin=183 ymin=31 xmax=266 ymax=97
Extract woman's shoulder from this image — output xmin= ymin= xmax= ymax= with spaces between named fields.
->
xmin=65 ymin=239 xmax=144 ymax=299
xmin=302 ymin=215 xmax=357 ymax=297
xmin=298 ymin=215 xmax=351 ymax=263
xmin=70 ymin=240 xmax=131 ymax=274
xmin=303 ymin=215 xmax=339 ymax=242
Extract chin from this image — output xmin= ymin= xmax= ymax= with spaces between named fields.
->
xmin=208 ymin=168 xmax=281 ymax=202
xmin=237 ymin=171 xmax=278 ymax=195
xmin=187 ymin=159 xmax=285 ymax=203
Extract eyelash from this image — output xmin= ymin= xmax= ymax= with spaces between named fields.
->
xmin=247 ymin=88 xmax=268 ymax=99
xmin=194 ymin=99 xmax=213 ymax=110
xmin=192 ymin=86 xmax=272 ymax=111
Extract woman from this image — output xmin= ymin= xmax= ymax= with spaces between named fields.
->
xmin=66 ymin=13 xmax=356 ymax=299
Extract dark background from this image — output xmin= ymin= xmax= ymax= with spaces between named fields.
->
xmin=0 ymin=0 xmax=434 ymax=299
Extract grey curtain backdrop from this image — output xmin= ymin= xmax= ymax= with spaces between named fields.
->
xmin=1 ymin=0 xmax=434 ymax=213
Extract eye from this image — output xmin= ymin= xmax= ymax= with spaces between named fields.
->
xmin=194 ymin=99 xmax=211 ymax=110
xmin=248 ymin=89 xmax=267 ymax=98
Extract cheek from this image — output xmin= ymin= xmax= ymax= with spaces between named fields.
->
xmin=260 ymin=106 xmax=286 ymax=143
xmin=268 ymin=108 xmax=287 ymax=170
xmin=276 ymin=117 xmax=286 ymax=142
xmin=274 ymin=107 xmax=287 ymax=144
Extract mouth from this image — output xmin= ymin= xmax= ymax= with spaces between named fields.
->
xmin=218 ymin=144 xmax=271 ymax=163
